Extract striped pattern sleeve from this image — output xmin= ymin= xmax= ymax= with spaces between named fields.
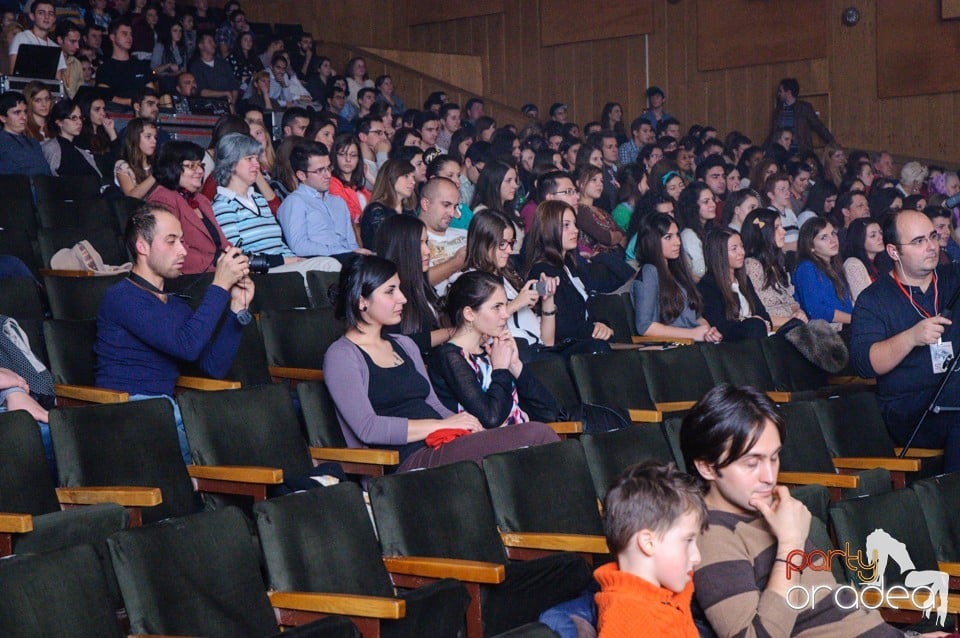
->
xmin=694 ymin=510 xmax=903 ymax=638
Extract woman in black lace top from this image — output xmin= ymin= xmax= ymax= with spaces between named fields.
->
xmin=429 ymin=271 xmax=559 ymax=428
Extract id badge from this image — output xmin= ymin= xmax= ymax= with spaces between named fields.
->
xmin=931 ymin=340 xmax=954 ymax=374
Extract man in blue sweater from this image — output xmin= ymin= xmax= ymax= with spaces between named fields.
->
xmin=95 ymin=203 xmax=254 ymax=461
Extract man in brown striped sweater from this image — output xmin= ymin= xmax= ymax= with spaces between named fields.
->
xmin=679 ymin=385 xmax=934 ymax=638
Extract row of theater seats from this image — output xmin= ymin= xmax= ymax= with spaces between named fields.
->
xmin=2 ymin=386 xmax=958 ymax=636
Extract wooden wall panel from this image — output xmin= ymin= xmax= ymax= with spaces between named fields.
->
xmin=403 ymin=0 xmax=504 ymax=26
xmin=697 ymin=0 xmax=828 ymax=71
xmin=246 ymin=0 xmax=960 ymax=163
xmin=876 ymin=0 xmax=960 ymax=98
xmin=539 ymin=0 xmax=653 ymax=47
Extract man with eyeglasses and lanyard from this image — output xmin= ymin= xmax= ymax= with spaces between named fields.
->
xmin=851 ymin=208 xmax=960 ymax=472
xmin=277 ymin=141 xmax=372 ymax=263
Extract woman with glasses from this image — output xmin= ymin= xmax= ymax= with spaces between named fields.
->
xmin=794 ymin=217 xmax=853 ymax=325
xmin=462 ymin=210 xmax=558 ymax=359
xmin=42 ymin=98 xmax=101 ymax=179
xmin=147 ymin=141 xmax=227 ymax=275
xmin=328 ymin=133 xmax=372 ymax=248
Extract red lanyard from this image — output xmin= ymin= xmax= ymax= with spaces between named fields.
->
xmin=892 ymin=270 xmax=938 ymax=319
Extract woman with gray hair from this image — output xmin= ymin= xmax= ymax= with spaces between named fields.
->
xmin=211 ymin=133 xmax=340 ymax=277
xmin=898 ymin=161 xmax=928 ymax=197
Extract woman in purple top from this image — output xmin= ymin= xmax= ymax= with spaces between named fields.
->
xmin=322 ymin=255 xmax=558 ymax=472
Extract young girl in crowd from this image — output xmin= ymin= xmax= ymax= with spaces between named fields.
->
xmin=842 ymin=217 xmax=888 ymax=302
xmin=722 ymin=188 xmax=760 ymax=232
xmin=794 ymin=218 xmax=853 ymax=325
xmin=114 ymin=118 xmax=157 ymax=198
xmin=632 ymin=212 xmax=721 ymax=342
xmin=741 ymin=209 xmax=807 ymax=328
xmin=472 ymin=161 xmax=522 ymax=253
xmin=677 ymin=182 xmax=717 ymax=280
xmin=77 ymin=94 xmax=119 ymax=183
xmin=323 ymin=255 xmax=558 ymax=473
xmin=328 ymin=133 xmax=372 ymax=248
xmin=360 ymin=158 xmax=416 ymax=249
xmin=23 ymin=81 xmax=52 ymax=142
xmin=576 ymin=165 xmax=626 ymax=257
xmin=42 ymin=98 xmax=102 ymax=179
xmin=697 ymin=228 xmax=770 ymax=341
xmin=526 ymin=201 xmax=613 ymax=349
xmin=429 ymin=270 xmax=560 ymax=427
xmin=463 ymin=210 xmax=558 ymax=358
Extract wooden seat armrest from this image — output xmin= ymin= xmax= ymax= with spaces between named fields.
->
xmin=938 ymin=562 xmax=960 ymax=577
xmin=0 ymin=513 xmax=32 ymax=533
xmin=500 ymin=532 xmax=608 ymax=555
xmin=826 ymin=375 xmax=876 ymax=386
xmin=187 ymin=465 xmax=283 ymax=484
xmin=832 ymin=457 xmax=922 ymax=472
xmin=654 ymin=401 xmax=696 ymax=413
xmin=175 ymin=376 xmax=241 ymax=391
xmin=382 ymin=556 xmax=505 ymax=584
xmin=56 ymin=486 xmax=162 ymax=507
xmin=894 ymin=447 xmax=943 ymax=458
xmin=777 ymin=472 xmax=860 ymax=489
xmin=309 ymin=447 xmax=399 ymax=465
xmin=628 ymin=409 xmax=663 ymax=423
xmin=39 ymin=268 xmax=96 ymax=278
xmin=55 ymin=384 xmax=129 ymax=404
xmin=630 ymin=336 xmax=694 ymax=346
xmin=547 ymin=421 xmax=583 ymax=435
xmin=268 ymin=591 xmax=405 ymax=619
xmin=269 ymin=366 xmax=325 ymax=381
xmin=766 ymin=391 xmax=792 ymax=403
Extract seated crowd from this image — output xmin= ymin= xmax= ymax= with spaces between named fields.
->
xmin=1 ymin=4 xmax=959 ymax=636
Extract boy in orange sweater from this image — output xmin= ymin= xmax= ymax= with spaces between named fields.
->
xmin=594 ymin=461 xmax=707 ymax=637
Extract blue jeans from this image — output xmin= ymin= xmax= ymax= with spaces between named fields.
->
xmin=129 ymin=394 xmax=190 ymax=464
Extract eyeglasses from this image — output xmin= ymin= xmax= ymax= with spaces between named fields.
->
xmin=897 ymin=232 xmax=940 ymax=248
xmin=554 ymin=188 xmax=578 ymax=197
xmin=367 ymin=129 xmax=385 ymax=136
xmin=497 ymin=239 xmax=516 ymax=250
xmin=181 ymin=161 xmax=204 ymax=171
xmin=303 ymin=166 xmax=332 ymax=175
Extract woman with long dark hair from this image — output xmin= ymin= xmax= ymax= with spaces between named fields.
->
xmin=842 ymin=217 xmax=888 ymax=302
xmin=722 ymin=188 xmax=760 ymax=232
xmin=429 ymin=271 xmax=561 ymax=427
xmin=328 ymin=133 xmax=372 ymax=248
xmin=76 ymin=94 xmax=119 ymax=183
xmin=374 ymin=214 xmax=450 ymax=358
xmin=323 ymin=255 xmax=557 ymax=472
xmin=599 ymin=102 xmax=626 ymax=143
xmin=360 ymin=158 xmax=416 ymax=249
xmin=472 ymin=160 xmax=522 ymax=251
xmin=226 ymin=31 xmax=262 ymax=97
xmin=632 ymin=212 xmax=721 ymax=342
xmin=677 ymin=182 xmax=717 ymax=281
xmin=151 ymin=20 xmax=188 ymax=93
xmin=741 ymin=209 xmax=807 ymax=328
xmin=797 ymin=180 xmax=838 ymax=230
xmin=794 ymin=217 xmax=853 ymax=324
xmin=697 ymin=228 xmax=770 ymax=341
xmin=525 ymin=201 xmax=613 ymax=346
xmin=114 ymin=118 xmax=157 ymax=198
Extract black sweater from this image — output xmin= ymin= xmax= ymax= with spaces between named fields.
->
xmin=429 ymin=342 xmax=559 ymax=428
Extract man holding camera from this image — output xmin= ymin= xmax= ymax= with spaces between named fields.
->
xmin=95 ymin=204 xmax=254 ymax=462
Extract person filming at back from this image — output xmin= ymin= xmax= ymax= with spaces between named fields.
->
xmin=851 ymin=208 xmax=960 ymax=472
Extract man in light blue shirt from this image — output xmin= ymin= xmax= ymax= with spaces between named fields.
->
xmin=278 ymin=141 xmax=373 ymax=260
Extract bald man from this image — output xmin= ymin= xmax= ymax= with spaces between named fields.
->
xmin=421 ymin=177 xmax=467 ymax=295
